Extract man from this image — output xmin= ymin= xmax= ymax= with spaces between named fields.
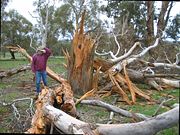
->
xmin=31 ymin=46 xmax=52 ymax=100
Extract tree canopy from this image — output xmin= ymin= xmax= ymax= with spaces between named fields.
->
xmin=1 ymin=0 xmax=179 ymax=57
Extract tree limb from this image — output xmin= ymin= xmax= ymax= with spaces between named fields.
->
xmin=41 ymin=101 xmax=179 ymax=135
xmin=96 ymin=106 xmax=179 ymax=135
xmin=112 ymin=38 xmax=160 ymax=72
xmin=78 ymin=99 xmax=149 ymax=120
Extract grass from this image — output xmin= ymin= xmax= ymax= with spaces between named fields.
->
xmin=0 ymin=57 xmax=179 ymax=134
xmin=47 ymin=57 xmax=66 ymax=74
xmin=0 ymin=59 xmax=28 ymax=70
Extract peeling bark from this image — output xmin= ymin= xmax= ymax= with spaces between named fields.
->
xmin=146 ymin=1 xmax=154 ymax=41
xmin=157 ymin=1 xmax=169 ymax=37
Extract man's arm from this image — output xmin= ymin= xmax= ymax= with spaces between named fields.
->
xmin=44 ymin=47 xmax=52 ymax=58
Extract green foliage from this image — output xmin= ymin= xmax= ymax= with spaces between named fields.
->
xmin=62 ymin=0 xmax=103 ymax=34
xmin=104 ymin=1 xmax=147 ymax=37
xmin=1 ymin=9 xmax=33 ymax=50
xmin=103 ymin=1 xmax=180 ymax=42
xmin=166 ymin=14 xmax=180 ymax=42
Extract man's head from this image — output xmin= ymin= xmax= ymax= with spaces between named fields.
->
xmin=36 ymin=46 xmax=45 ymax=54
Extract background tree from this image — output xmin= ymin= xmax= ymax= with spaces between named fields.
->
xmin=166 ymin=14 xmax=180 ymax=42
xmin=1 ymin=9 xmax=32 ymax=58
xmin=1 ymin=0 xmax=10 ymax=57
xmin=101 ymin=1 xmax=179 ymax=61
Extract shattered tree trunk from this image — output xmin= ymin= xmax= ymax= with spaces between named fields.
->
xmin=67 ymin=11 xmax=95 ymax=95
xmin=27 ymin=79 xmax=77 ymax=134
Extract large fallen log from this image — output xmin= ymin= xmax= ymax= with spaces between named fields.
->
xmin=42 ymin=100 xmax=179 ymax=135
xmin=127 ymin=69 xmax=180 ymax=89
xmin=96 ymin=106 xmax=179 ymax=135
xmin=43 ymin=105 xmax=95 ymax=134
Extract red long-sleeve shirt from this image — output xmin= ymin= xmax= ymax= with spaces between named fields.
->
xmin=31 ymin=47 xmax=52 ymax=73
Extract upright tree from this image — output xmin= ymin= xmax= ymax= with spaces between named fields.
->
xmin=146 ymin=1 xmax=154 ymax=45
xmin=1 ymin=9 xmax=32 ymax=58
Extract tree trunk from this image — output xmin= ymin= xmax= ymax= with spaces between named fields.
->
xmin=146 ymin=1 xmax=154 ymax=44
xmin=96 ymin=106 xmax=179 ymax=135
xmin=43 ymin=105 xmax=94 ymax=134
xmin=157 ymin=1 xmax=169 ymax=37
xmin=10 ymin=50 xmax=15 ymax=59
xmin=42 ymin=102 xmax=179 ymax=135
xmin=67 ymin=11 xmax=95 ymax=95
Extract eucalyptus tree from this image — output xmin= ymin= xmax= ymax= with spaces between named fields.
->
xmin=31 ymin=0 xmax=73 ymax=55
xmin=103 ymin=1 xmax=177 ymax=42
xmin=166 ymin=14 xmax=180 ymax=42
xmin=104 ymin=1 xmax=146 ymax=38
xmin=99 ymin=0 xmax=180 ymax=63
xmin=1 ymin=0 xmax=9 ymax=57
xmin=1 ymin=9 xmax=33 ymax=58
xmin=61 ymin=0 xmax=103 ymax=37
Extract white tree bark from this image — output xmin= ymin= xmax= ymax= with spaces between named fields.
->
xmin=138 ymin=59 xmax=180 ymax=70
xmin=42 ymin=103 xmax=179 ymax=135
xmin=155 ymin=78 xmax=180 ymax=88
xmin=96 ymin=106 xmax=179 ymax=135
xmin=43 ymin=104 xmax=94 ymax=134
xmin=112 ymin=38 xmax=160 ymax=72
xmin=110 ymin=42 xmax=141 ymax=62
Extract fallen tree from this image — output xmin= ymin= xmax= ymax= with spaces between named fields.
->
xmin=4 ymin=9 xmax=179 ymax=135
xmin=24 ymin=86 xmax=179 ymax=134
xmin=95 ymin=106 xmax=179 ymax=135
xmin=0 ymin=64 xmax=31 ymax=80
xmin=26 ymin=79 xmax=77 ymax=134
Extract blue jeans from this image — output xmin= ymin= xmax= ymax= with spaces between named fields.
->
xmin=35 ymin=71 xmax=47 ymax=93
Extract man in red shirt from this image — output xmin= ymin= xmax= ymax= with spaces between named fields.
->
xmin=31 ymin=46 xmax=52 ymax=99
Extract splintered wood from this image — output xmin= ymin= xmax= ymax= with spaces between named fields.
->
xmin=66 ymin=10 xmax=95 ymax=95
xmin=77 ymin=58 xmax=152 ymax=105
xmin=27 ymin=80 xmax=76 ymax=134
